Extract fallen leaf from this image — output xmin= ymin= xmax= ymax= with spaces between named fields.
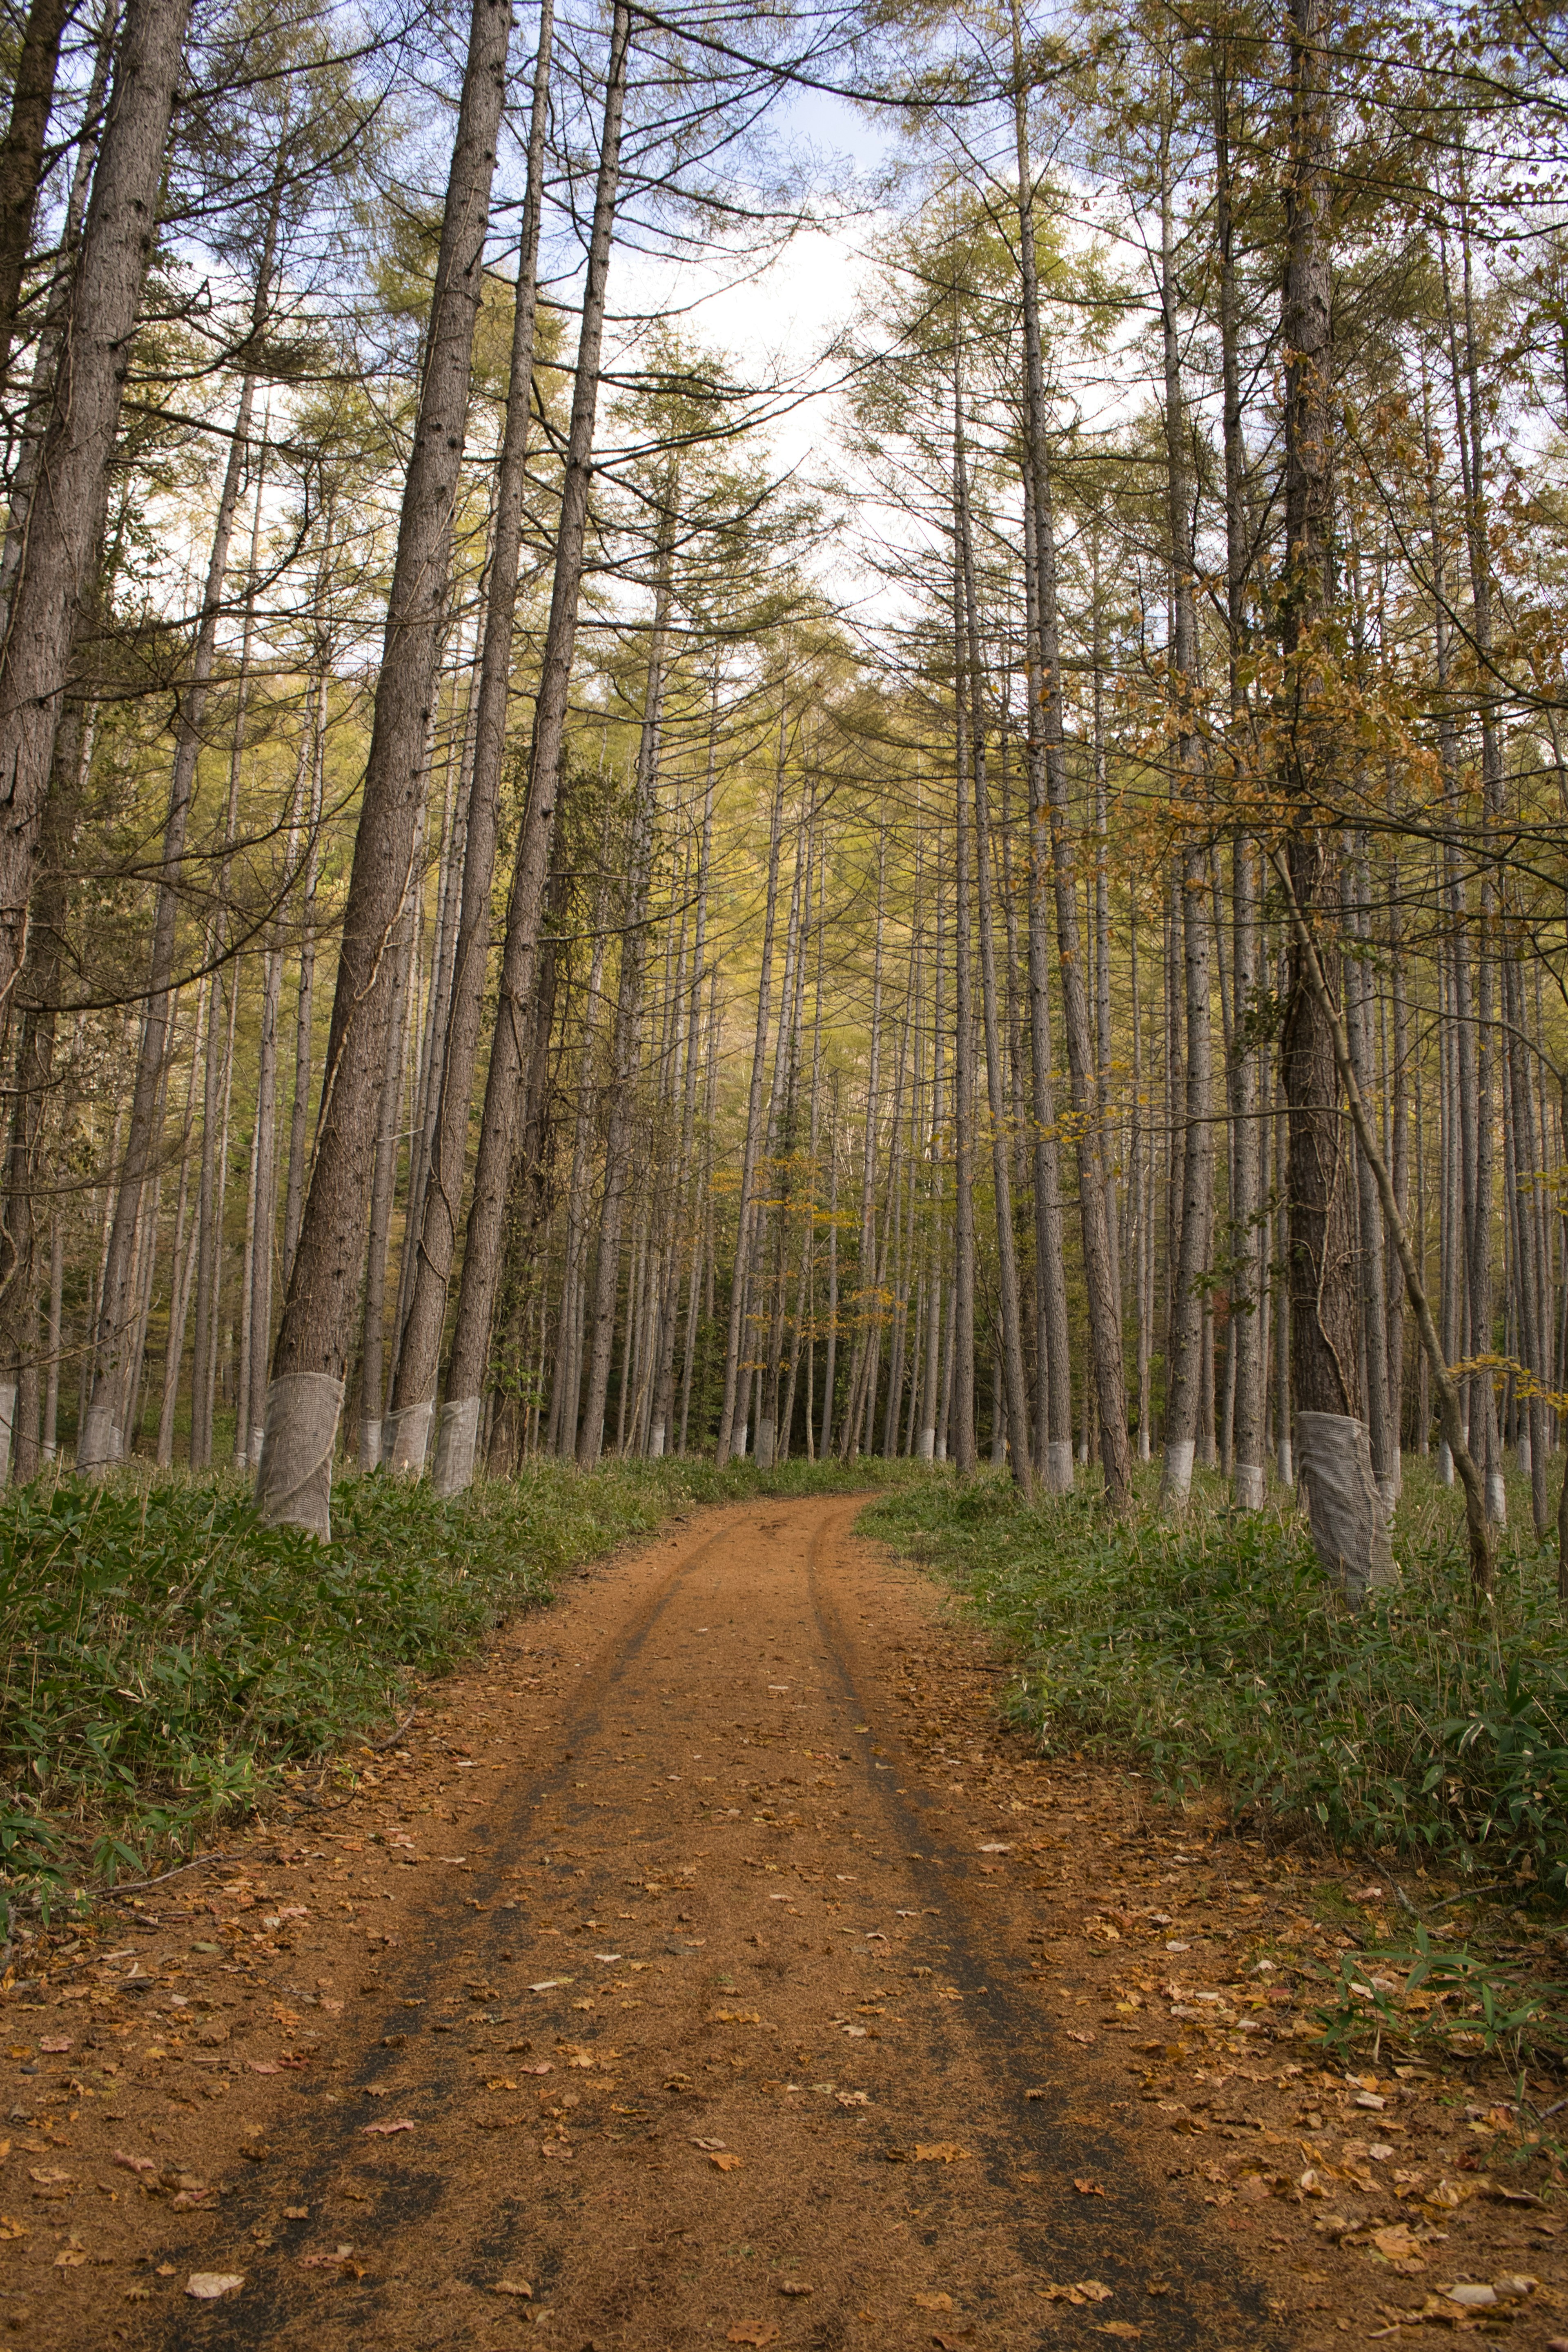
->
xmin=1065 ymin=2030 xmax=1096 ymax=2045
xmin=0 ymin=2219 xmax=26 ymax=2242
xmin=38 ymin=2038 xmax=71 ymax=2054
xmin=361 ymin=2118 xmax=415 ymax=2137
xmin=726 ymin=2327 xmax=778 ymax=2347
xmin=914 ymin=2292 xmax=954 ymax=2311
xmin=186 ymin=2273 xmax=245 ymax=2301
xmin=1074 ymin=2178 xmax=1107 ymax=2197
xmin=283 ymin=2207 xmax=308 ymax=2220
xmin=978 ymin=1842 xmax=1013 ymax=1854
xmin=494 ymin=2280 xmax=533 ymax=2299
xmin=1443 ymin=2284 xmax=1497 ymax=2309
xmin=299 ymin=2246 xmax=365 ymax=2276
xmin=247 ymin=2061 xmax=281 ymax=2075
xmin=711 ymin=2009 xmax=762 ymax=2025
xmin=1098 ymin=2326 xmax=1142 ymax=2341
xmin=915 ymin=2144 xmax=971 ymax=2163
xmin=112 ymin=2152 xmax=156 ymax=2175
xmin=692 ymin=2137 xmax=729 ymax=2151
xmin=54 ymin=2244 xmax=88 ymax=2267
xmin=708 ymin=2152 xmax=744 ymax=2172
xmin=529 ymin=1979 xmax=573 ymax=1992
xmin=29 ymin=2166 xmax=74 ymax=2184
xmin=1038 ymin=2283 xmax=1113 ymax=2306
xmin=777 ymin=2279 xmax=812 ymax=2296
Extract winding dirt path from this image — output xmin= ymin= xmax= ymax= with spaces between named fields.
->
xmin=17 ymin=1495 xmax=1561 ymax=2348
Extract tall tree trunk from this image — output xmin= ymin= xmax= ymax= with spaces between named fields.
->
xmin=0 ymin=0 xmax=74 ymax=399
xmin=388 ymin=0 xmax=556 ymax=1466
xmin=1012 ymin=2 xmax=1126 ymax=1504
xmin=955 ymin=376 xmax=1031 ymax=1497
xmin=258 ymin=0 xmax=512 ymax=1535
xmin=1279 ymin=0 xmax=1359 ymax=1445
xmin=1156 ymin=117 xmax=1212 ymax=1513
xmin=578 ymin=493 xmax=674 ymax=1465
xmin=432 ymin=0 xmax=631 ymax=1498
xmin=714 ymin=736 xmax=786 ymax=1467
xmin=81 ymin=393 xmax=270 ymax=1472
xmin=0 ymin=0 xmax=191 ymax=1022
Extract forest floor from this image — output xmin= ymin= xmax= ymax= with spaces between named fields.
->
xmin=4 ymin=1491 xmax=1566 ymax=2352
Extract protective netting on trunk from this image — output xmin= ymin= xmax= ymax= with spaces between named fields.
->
xmin=257 ymin=1372 xmax=343 ymax=1539
xmin=1296 ymin=1411 xmax=1398 ymax=1606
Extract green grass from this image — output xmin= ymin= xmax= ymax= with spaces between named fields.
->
xmin=1 ymin=1453 xmax=910 ymax=1923
xmin=864 ymin=1455 xmax=1568 ymax=1894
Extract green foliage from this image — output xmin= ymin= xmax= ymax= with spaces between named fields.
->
xmin=864 ymin=1461 xmax=1568 ymax=1889
xmin=0 ymin=1456 xmax=908 ymax=1925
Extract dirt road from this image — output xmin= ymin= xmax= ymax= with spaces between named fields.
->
xmin=11 ymin=1494 xmax=1564 ymax=2348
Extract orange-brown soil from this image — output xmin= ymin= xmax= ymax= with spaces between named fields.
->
xmin=5 ymin=1494 xmax=1565 ymax=2350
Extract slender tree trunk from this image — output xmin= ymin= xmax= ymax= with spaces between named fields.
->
xmin=0 ymin=0 xmax=73 ymax=399
xmin=955 ymin=377 xmax=1031 ymax=1496
xmin=388 ymin=0 xmax=556 ymax=1465
xmin=259 ymin=0 xmax=513 ymax=1534
xmin=83 ymin=403 xmax=271 ymax=1470
xmin=432 ymin=2 xmax=631 ymax=1498
xmin=579 ymin=495 xmax=674 ymax=1465
xmin=1280 ymin=0 xmax=1359 ymax=1441
xmin=0 ymin=0 xmax=190 ymax=1018
xmin=715 ymin=739 xmax=786 ymax=1466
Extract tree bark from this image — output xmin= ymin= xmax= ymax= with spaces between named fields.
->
xmin=258 ymin=0 xmax=511 ymax=1534
xmin=0 ymin=0 xmax=190 ymax=1026
xmin=388 ymin=0 xmax=556 ymax=1462
xmin=432 ymin=0 xmax=632 ymax=1498
xmin=0 ymin=0 xmax=74 ymax=398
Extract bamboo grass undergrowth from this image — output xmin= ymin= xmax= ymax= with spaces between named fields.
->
xmin=2 ymin=1455 xmax=916 ymax=1928
xmin=866 ymin=1457 xmax=1568 ymax=1896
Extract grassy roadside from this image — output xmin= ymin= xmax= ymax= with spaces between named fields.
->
xmin=865 ymin=1459 xmax=1568 ymax=2076
xmin=864 ymin=1458 xmax=1568 ymax=1888
xmin=2 ymin=1455 xmax=912 ymax=1926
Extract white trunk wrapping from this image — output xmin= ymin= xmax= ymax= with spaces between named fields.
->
xmin=1486 ymin=1470 xmax=1507 ymax=1526
xmin=0 ymin=1380 xmax=16 ymax=1486
xmin=1295 ymin=1411 xmax=1398 ymax=1607
xmin=431 ymin=1394 xmax=482 ymax=1498
xmin=257 ymin=1373 xmax=343 ymax=1539
xmin=1161 ymin=1436 xmax=1195 ymax=1506
xmin=386 ymin=1399 xmax=434 ymax=1478
xmin=1233 ymin=1460 xmax=1266 ymax=1512
xmin=1043 ymin=1439 xmax=1074 ymax=1493
xmin=77 ymin=1399 xmax=121 ymax=1477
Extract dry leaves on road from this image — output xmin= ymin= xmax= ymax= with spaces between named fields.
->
xmin=1038 ymin=2281 xmax=1112 ymax=2305
xmin=362 ymin=2117 xmax=416 ymax=2136
xmin=186 ymin=2272 xmax=244 ymax=2300
xmin=726 ymin=2324 xmax=779 ymax=2345
xmin=708 ymin=2151 xmax=744 ymax=2172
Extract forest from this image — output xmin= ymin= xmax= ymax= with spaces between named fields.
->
xmin=3 ymin=0 xmax=1568 ymax=1902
